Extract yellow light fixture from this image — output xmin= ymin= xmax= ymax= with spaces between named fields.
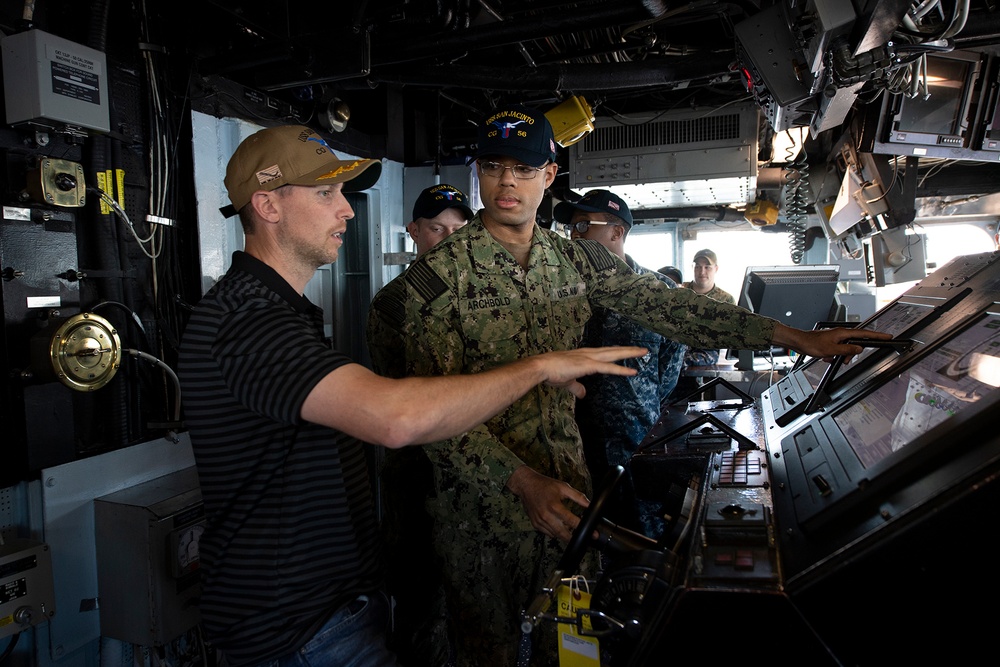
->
xmin=545 ymin=96 xmax=595 ymax=148
xmin=745 ymin=199 xmax=779 ymax=226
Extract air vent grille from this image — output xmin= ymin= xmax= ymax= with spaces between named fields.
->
xmin=583 ymin=113 xmax=744 ymax=153
xmin=567 ymin=102 xmax=759 ymax=207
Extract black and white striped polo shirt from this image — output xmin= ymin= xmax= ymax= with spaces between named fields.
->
xmin=178 ymin=251 xmax=382 ymax=666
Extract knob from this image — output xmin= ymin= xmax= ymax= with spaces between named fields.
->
xmin=14 ymin=605 xmax=34 ymax=625
xmin=719 ymin=503 xmax=746 ymax=517
xmin=54 ymin=172 xmax=78 ymax=191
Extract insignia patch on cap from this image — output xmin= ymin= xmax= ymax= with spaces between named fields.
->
xmin=256 ymin=165 xmax=283 ymax=185
xmin=318 ymin=160 xmax=363 ymax=180
xmin=306 ymin=136 xmax=333 ymax=153
xmin=608 ymin=200 xmax=620 ymax=211
xmin=430 ymin=185 xmax=460 ymax=200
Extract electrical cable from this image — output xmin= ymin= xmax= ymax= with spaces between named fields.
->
xmin=783 ymin=130 xmax=809 ymax=264
xmin=87 ymin=187 xmax=162 ymax=258
xmin=0 ymin=632 xmax=20 ymax=663
xmin=125 ymin=348 xmax=182 ymax=422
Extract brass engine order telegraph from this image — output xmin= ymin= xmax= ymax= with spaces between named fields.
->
xmin=48 ymin=312 xmax=122 ymax=391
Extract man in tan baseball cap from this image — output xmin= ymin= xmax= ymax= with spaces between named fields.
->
xmin=178 ymin=124 xmax=648 ymax=667
xmin=222 ymin=124 xmax=382 ymax=216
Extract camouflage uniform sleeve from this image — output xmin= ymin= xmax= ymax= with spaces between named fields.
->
xmin=366 ymin=275 xmax=407 ymax=379
xmin=398 ymin=259 xmax=526 ymax=502
xmin=679 ymin=285 xmax=735 ymax=367
xmin=567 ymin=240 xmax=777 ymax=350
xmin=708 ymin=285 xmax=737 ymax=305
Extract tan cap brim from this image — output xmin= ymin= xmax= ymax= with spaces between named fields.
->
xmin=224 ymin=125 xmax=383 ymax=211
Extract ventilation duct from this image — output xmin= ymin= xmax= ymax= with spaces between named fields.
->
xmin=568 ymin=101 xmax=760 ymax=209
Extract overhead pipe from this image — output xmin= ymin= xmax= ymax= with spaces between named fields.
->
xmin=372 ymin=0 xmax=668 ymax=67
xmin=368 ymin=54 xmax=734 ymax=91
xmin=211 ymin=1 xmax=673 ymax=88
xmin=631 ymin=207 xmax=747 ymax=222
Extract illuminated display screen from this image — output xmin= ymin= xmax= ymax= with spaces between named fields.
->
xmin=834 ymin=314 xmax=1000 ymax=469
xmin=802 ymin=301 xmax=933 ymax=390
xmin=895 ymin=57 xmax=971 ymax=136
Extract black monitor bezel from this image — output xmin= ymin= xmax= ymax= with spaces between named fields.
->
xmin=736 ymin=265 xmax=841 ymax=322
xmin=770 ymin=297 xmax=942 ymax=425
xmin=979 ymin=53 xmax=1000 ymax=151
xmin=731 ymin=265 xmax=840 ymax=367
xmin=884 ymin=50 xmax=984 ymax=149
xmin=798 ymin=299 xmax=938 ymax=393
xmin=781 ymin=306 xmax=1000 ymax=531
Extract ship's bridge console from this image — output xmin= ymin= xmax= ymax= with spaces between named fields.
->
xmin=524 ymin=251 xmax=1000 ymax=666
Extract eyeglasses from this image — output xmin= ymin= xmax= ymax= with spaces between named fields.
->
xmin=477 ymin=160 xmax=546 ymax=180
xmin=571 ymin=220 xmax=619 ymax=233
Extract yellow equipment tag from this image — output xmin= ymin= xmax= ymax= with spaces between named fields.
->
xmin=556 ymin=578 xmax=600 ymax=667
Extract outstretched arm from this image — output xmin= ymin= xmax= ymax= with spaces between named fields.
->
xmin=771 ymin=324 xmax=892 ymax=359
xmin=302 ymin=345 xmax=646 ymax=448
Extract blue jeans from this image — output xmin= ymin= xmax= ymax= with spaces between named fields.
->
xmin=251 ymin=592 xmax=400 ymax=667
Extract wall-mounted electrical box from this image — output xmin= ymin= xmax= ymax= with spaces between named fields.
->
xmin=0 ymin=29 xmax=110 ymax=133
xmin=94 ymin=467 xmax=204 ymax=646
xmin=0 ymin=538 xmax=56 ymax=639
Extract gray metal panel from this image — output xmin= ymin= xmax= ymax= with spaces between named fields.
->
xmin=0 ymin=29 xmax=110 ymax=133
xmin=40 ymin=435 xmax=195 ymax=659
xmin=190 ymin=112 xmax=249 ymax=294
xmin=569 ymin=103 xmax=758 ymax=208
xmin=735 ymin=4 xmax=813 ymax=106
xmin=94 ymin=468 xmax=202 ymax=646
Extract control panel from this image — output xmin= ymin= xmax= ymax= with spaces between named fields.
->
xmin=0 ymin=538 xmax=55 ymax=639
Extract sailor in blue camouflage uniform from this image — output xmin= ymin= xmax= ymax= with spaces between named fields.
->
xmin=557 ymin=188 xmax=685 ymax=540
xmin=368 ymin=104 xmax=882 ymax=667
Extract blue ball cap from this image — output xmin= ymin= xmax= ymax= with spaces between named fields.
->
xmin=474 ymin=105 xmax=558 ymax=167
xmin=553 ymin=189 xmax=633 ymax=227
xmin=412 ymin=184 xmax=474 ymax=222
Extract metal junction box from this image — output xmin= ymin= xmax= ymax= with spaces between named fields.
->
xmin=1 ymin=29 xmax=110 ymax=133
xmin=0 ymin=538 xmax=56 ymax=639
xmin=94 ymin=467 xmax=204 ymax=646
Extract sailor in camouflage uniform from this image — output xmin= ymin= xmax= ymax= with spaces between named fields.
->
xmin=680 ymin=248 xmax=736 ymax=367
xmin=368 ymin=184 xmax=473 ymax=378
xmin=557 ymin=189 xmax=685 ymax=540
xmin=367 ymin=105 xmax=880 ymax=667
xmin=367 ymin=184 xmax=473 ymax=667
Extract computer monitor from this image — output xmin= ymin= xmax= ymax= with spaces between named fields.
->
xmin=868 ymin=49 xmax=999 ymax=161
xmin=832 ymin=310 xmax=1000 ymax=469
xmin=888 ymin=52 xmax=980 ymax=147
xmin=778 ymin=307 xmax=1000 ymax=534
xmin=799 ymin=299 xmax=935 ymax=392
xmin=733 ymin=265 xmax=840 ymax=369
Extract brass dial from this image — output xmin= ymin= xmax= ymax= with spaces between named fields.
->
xmin=49 ymin=312 xmax=122 ymax=391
